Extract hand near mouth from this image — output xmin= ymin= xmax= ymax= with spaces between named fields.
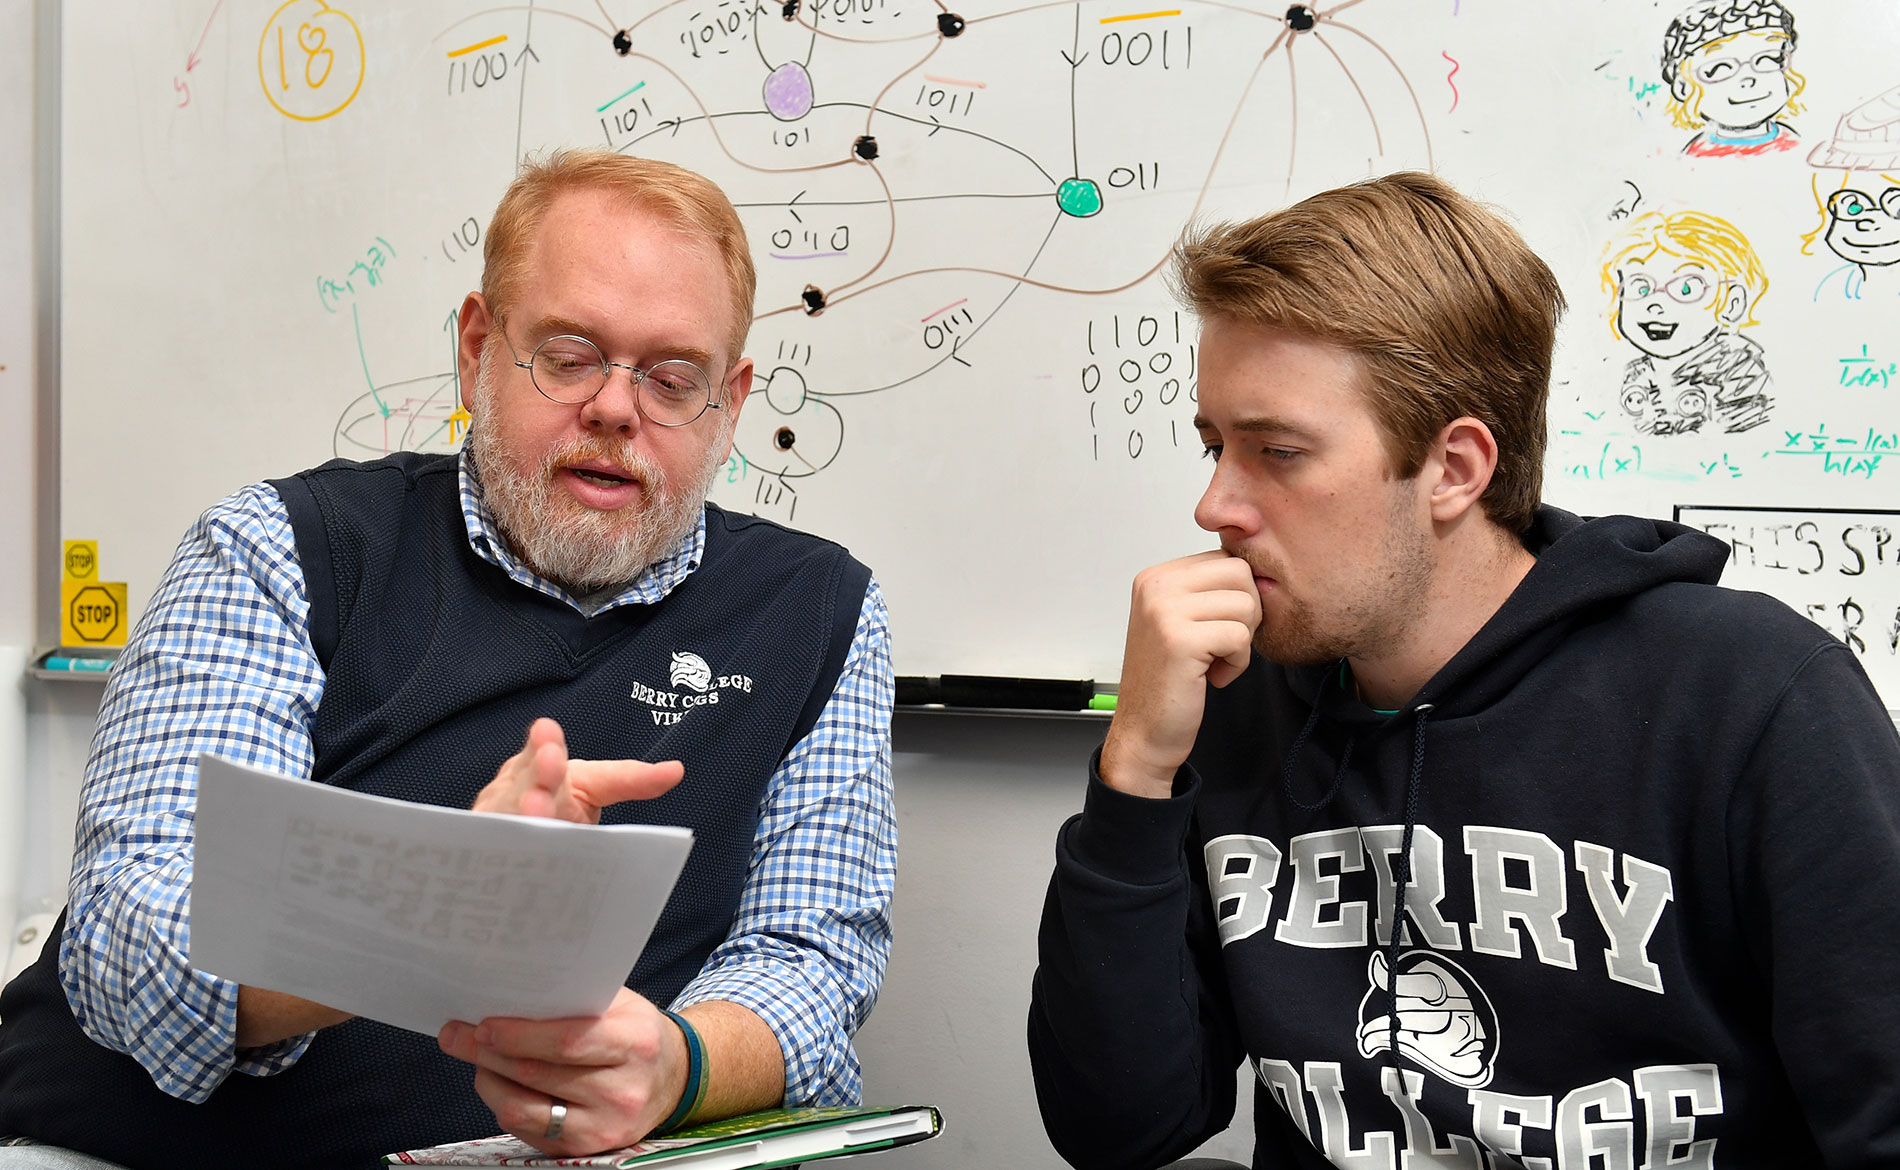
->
xmin=1100 ymin=550 xmax=1263 ymax=800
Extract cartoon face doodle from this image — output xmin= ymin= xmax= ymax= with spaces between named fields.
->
xmin=1356 ymin=950 xmax=1499 ymax=1089
xmin=1616 ymin=261 xmax=1729 ymax=362
xmin=1681 ymin=30 xmax=1794 ymax=130
xmin=1601 ymin=211 xmax=1774 ymax=436
xmin=1802 ymin=83 xmax=1900 ymax=298
xmin=1661 ymin=1 xmax=1805 ymax=156
xmin=1822 ymin=185 xmax=1900 ymax=268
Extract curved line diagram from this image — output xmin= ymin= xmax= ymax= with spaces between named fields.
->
xmin=405 ymin=0 xmax=1435 ymax=483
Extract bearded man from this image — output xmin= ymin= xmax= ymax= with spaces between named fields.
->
xmin=0 ymin=151 xmax=895 ymax=1170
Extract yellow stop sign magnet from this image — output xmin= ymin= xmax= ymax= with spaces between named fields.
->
xmin=62 ymin=580 xmax=128 ymax=646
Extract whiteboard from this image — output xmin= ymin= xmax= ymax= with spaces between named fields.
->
xmin=61 ymin=0 xmax=1900 ymax=680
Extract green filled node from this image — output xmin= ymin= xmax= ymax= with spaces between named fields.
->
xmin=1057 ymin=178 xmax=1104 ymax=218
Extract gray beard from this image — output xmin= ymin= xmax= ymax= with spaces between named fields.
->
xmin=464 ymin=356 xmax=728 ymax=594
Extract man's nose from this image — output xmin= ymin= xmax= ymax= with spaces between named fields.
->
xmin=583 ymin=366 xmax=646 ymax=430
xmin=1194 ymin=464 xmax=1252 ymax=535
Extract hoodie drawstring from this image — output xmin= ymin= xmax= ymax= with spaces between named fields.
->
xmin=1280 ymin=662 xmax=1356 ymax=813
xmin=1384 ymin=702 xmax=1435 ymax=1073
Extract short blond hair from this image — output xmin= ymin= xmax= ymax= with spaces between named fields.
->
xmin=1601 ymin=210 xmax=1768 ymax=331
xmin=483 ymin=150 xmax=757 ymax=363
xmin=1173 ymin=172 xmax=1564 ymax=536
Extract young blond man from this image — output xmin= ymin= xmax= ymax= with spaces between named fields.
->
xmin=0 ymin=152 xmax=895 ymax=1170
xmin=1029 ymin=173 xmax=1900 ymax=1169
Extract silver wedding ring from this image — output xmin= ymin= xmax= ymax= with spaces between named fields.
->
xmin=545 ymin=1099 xmax=568 ymax=1140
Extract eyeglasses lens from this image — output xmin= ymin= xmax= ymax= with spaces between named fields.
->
xmin=640 ymin=361 xmax=714 ymax=425
xmin=531 ymin=337 xmax=609 ymax=404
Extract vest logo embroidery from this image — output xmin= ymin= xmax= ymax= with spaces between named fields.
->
xmin=670 ymin=651 xmax=713 ymax=692
xmin=631 ymin=650 xmax=756 ymax=726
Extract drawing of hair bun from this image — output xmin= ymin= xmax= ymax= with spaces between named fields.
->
xmin=1807 ymin=84 xmax=1900 ymax=171
xmin=1660 ymin=0 xmax=1798 ymax=85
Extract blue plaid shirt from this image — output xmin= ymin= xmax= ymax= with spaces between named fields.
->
xmin=58 ymin=452 xmax=895 ymax=1107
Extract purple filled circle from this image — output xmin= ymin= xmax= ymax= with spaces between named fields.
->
xmin=763 ymin=63 xmax=815 ymax=121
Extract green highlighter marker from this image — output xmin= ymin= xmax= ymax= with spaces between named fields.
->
xmin=1088 ymin=693 xmax=1118 ymax=711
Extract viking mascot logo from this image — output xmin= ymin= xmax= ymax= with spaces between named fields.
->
xmin=1356 ymin=950 xmax=1500 ymax=1088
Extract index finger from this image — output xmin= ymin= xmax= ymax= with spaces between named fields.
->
xmin=568 ymin=759 xmax=686 ymax=809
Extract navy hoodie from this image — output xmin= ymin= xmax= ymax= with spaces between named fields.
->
xmin=1030 ymin=506 xmax=1900 ymax=1169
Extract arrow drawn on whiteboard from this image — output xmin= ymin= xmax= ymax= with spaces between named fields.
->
xmin=173 ymin=0 xmax=224 ymax=107
xmin=353 ymin=303 xmax=391 ymax=419
xmin=786 ymin=190 xmax=805 ymax=223
xmin=186 ymin=0 xmax=224 ymax=72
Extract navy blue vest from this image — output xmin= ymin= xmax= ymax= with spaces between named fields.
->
xmin=0 ymin=452 xmax=871 ymax=1170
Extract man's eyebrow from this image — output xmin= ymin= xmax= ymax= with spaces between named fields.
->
xmin=1192 ymin=414 xmax=1319 ymax=442
xmin=518 ymin=314 xmax=599 ymax=341
xmin=519 ymin=315 xmax=718 ymax=369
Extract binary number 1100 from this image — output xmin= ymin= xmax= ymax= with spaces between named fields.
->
xmin=448 ymin=51 xmax=507 ymax=94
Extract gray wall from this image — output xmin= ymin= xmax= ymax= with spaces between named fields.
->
xmin=863 ymin=712 xmax=1255 ymax=1168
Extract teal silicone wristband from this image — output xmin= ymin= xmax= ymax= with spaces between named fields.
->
xmin=656 ymin=1009 xmax=708 ymax=1134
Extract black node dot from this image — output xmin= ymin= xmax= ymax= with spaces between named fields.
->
xmin=852 ymin=135 xmax=879 ymax=161
xmin=1284 ymin=5 xmax=1315 ymax=31
xmin=775 ymin=427 xmax=798 ymax=450
xmin=801 ymin=284 xmax=828 ymax=316
xmin=612 ymin=29 xmax=633 ymax=54
xmin=781 ymin=0 xmax=801 ymax=19
xmin=937 ymin=12 xmax=965 ymax=36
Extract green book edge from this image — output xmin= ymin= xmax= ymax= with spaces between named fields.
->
xmin=614 ymin=1104 xmax=942 ymax=1166
xmin=383 ymin=1104 xmax=942 ymax=1166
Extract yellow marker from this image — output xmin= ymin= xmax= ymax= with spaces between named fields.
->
xmin=259 ymin=0 xmax=366 ymax=123
xmin=448 ymin=34 xmax=508 ymax=58
xmin=62 ymin=580 xmax=128 ymax=647
xmin=64 ymin=540 xmax=99 ymax=582
xmin=448 ymin=402 xmax=473 ymax=446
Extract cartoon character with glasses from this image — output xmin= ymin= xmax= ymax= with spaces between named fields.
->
xmin=1801 ymin=85 xmax=1900 ymax=299
xmin=1661 ymin=0 xmax=1805 ymax=157
xmin=1602 ymin=210 xmax=1774 ymax=436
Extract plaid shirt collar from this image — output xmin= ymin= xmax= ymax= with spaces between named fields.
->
xmin=456 ymin=447 xmax=705 ymax=613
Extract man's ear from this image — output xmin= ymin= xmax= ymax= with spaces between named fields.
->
xmin=457 ymin=293 xmax=492 ymax=411
xmin=1716 ymin=283 xmax=1750 ymax=327
xmin=712 ymin=357 xmax=755 ymax=464
xmin=722 ymin=357 xmax=754 ymax=417
xmin=1670 ymin=76 xmax=1693 ymax=104
xmin=1426 ymin=417 xmax=1499 ymax=525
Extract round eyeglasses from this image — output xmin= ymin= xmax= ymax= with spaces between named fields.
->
xmin=1621 ymin=272 xmax=1715 ymax=305
xmin=1827 ymin=187 xmax=1900 ymax=220
xmin=504 ymin=329 xmax=720 ymax=427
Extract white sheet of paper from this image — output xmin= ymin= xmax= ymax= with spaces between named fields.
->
xmin=190 ymin=753 xmax=694 ymax=1036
